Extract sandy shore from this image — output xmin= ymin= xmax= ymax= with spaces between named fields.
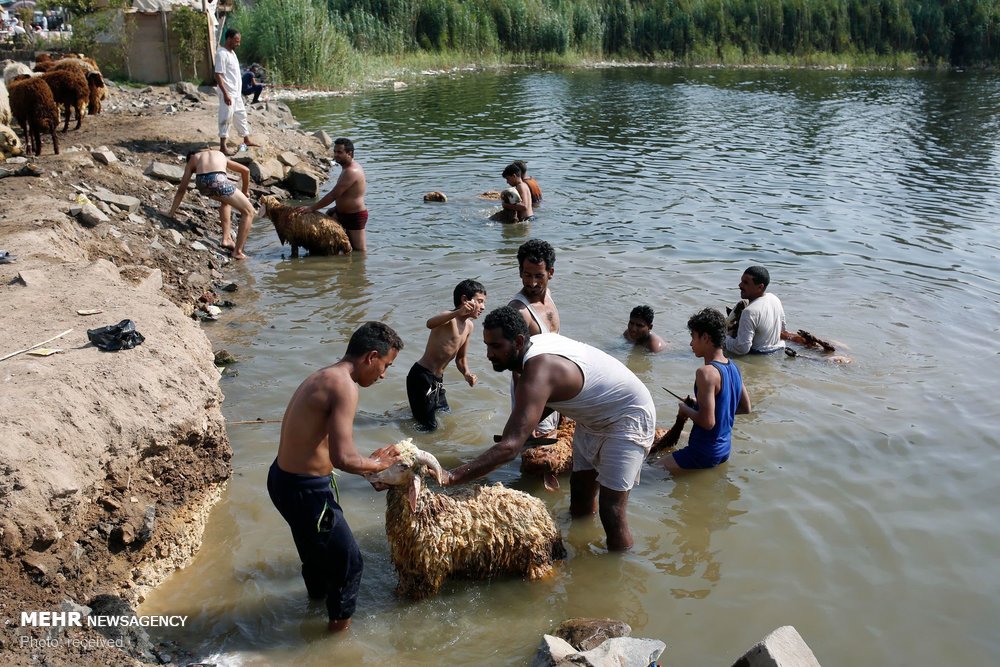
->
xmin=0 ymin=80 xmax=334 ymax=664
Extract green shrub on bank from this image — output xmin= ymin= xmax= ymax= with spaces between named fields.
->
xmin=232 ymin=0 xmax=1000 ymax=88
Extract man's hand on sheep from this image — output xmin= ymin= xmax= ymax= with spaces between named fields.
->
xmin=293 ymin=205 xmax=314 ymax=215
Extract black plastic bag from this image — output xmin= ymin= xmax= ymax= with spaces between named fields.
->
xmin=87 ymin=319 xmax=145 ymax=352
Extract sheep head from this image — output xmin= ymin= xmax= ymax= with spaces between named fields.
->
xmin=500 ymin=186 xmax=521 ymax=205
xmin=366 ymin=439 xmax=444 ymax=511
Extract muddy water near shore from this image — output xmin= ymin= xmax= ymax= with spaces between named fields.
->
xmin=142 ymin=67 xmax=1000 ymax=665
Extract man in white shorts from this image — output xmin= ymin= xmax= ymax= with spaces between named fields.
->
xmin=443 ymin=306 xmax=656 ymax=551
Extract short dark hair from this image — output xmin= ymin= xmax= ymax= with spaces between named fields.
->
xmin=334 ymin=137 xmax=355 ymax=155
xmin=453 ymin=279 xmax=486 ymax=308
xmin=345 ymin=322 xmax=403 ymax=358
xmin=630 ymin=305 xmax=654 ymax=326
xmin=483 ymin=306 xmax=528 ymax=340
xmin=502 ymin=163 xmax=521 ymax=178
xmin=512 ymin=160 xmax=528 ymax=176
xmin=224 ymin=28 xmax=240 ymax=40
xmin=745 ymin=266 xmax=770 ymax=289
xmin=517 ymin=239 xmax=555 ymax=271
xmin=687 ymin=308 xmax=726 ymax=348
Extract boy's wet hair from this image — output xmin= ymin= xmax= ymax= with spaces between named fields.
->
xmin=334 ymin=137 xmax=355 ymax=155
xmin=517 ymin=239 xmax=555 ymax=271
xmin=630 ymin=305 xmax=654 ymax=326
xmin=346 ymin=322 xmax=403 ymax=357
xmin=502 ymin=163 xmax=521 ymax=178
xmin=453 ymin=279 xmax=486 ymax=308
xmin=185 ymin=146 xmax=212 ymax=161
xmin=745 ymin=265 xmax=770 ymax=288
xmin=483 ymin=306 xmax=528 ymax=340
xmin=687 ymin=308 xmax=726 ymax=348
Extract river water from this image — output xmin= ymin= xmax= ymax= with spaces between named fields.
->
xmin=140 ymin=67 xmax=1000 ymax=665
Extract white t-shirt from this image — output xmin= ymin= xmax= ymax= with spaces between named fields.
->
xmin=522 ymin=333 xmax=655 ymax=439
xmin=726 ymin=292 xmax=786 ymax=354
xmin=214 ymin=46 xmax=241 ymax=96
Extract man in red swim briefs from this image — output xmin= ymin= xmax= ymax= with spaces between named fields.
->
xmin=295 ymin=137 xmax=369 ymax=252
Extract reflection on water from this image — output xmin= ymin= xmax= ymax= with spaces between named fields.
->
xmin=141 ymin=66 xmax=1000 ymax=666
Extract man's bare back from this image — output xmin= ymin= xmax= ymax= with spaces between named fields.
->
xmin=187 ymin=149 xmax=230 ymax=174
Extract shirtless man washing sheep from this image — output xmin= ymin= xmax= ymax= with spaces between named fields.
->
xmin=268 ymin=322 xmax=404 ymax=632
xmin=295 ymin=137 xmax=369 ymax=251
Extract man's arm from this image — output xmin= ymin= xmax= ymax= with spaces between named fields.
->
xmin=325 ymin=378 xmax=398 ymax=475
xmin=425 ymin=303 xmax=471 ymax=329
xmin=446 ymin=360 xmax=551 ymax=484
xmin=227 ymin=159 xmax=251 ymax=196
xmin=166 ymin=162 xmax=196 ymax=217
xmin=214 ymin=70 xmax=231 ymax=106
xmin=679 ymin=366 xmax=718 ymax=430
xmin=297 ymin=169 xmax=358 ymax=214
xmin=725 ymin=310 xmax=754 ymax=355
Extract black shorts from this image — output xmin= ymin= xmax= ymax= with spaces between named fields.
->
xmin=406 ymin=362 xmax=448 ymax=430
xmin=267 ymin=461 xmax=363 ymax=621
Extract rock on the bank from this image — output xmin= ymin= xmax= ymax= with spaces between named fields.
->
xmin=731 ymin=626 xmax=822 ymax=667
xmin=313 ymin=130 xmax=333 ymax=149
xmin=144 ymin=160 xmax=185 ymax=183
xmin=531 ymin=634 xmax=665 ymax=667
xmin=91 ymin=187 xmax=140 ymax=214
xmin=553 ymin=618 xmax=632 ymax=651
xmin=283 ymin=164 xmax=320 ymax=197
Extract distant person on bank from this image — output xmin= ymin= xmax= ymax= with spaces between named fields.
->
xmin=659 ymin=308 xmax=751 ymax=474
xmin=242 ymin=63 xmax=265 ymax=104
xmin=294 ymin=137 xmax=369 ymax=251
xmin=268 ymin=322 xmax=405 ymax=633
xmin=623 ymin=305 xmax=666 ymax=352
xmin=214 ymin=29 xmax=259 ymax=155
xmin=164 ymin=148 xmax=256 ymax=259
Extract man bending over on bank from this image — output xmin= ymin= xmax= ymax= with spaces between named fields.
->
xmin=660 ymin=308 xmax=751 ymax=474
xmin=165 ymin=148 xmax=256 ymax=259
xmin=443 ymin=306 xmax=656 ymax=551
xmin=295 ymin=137 xmax=369 ymax=251
xmin=407 ymin=279 xmax=487 ymax=431
xmin=267 ymin=322 xmax=404 ymax=633
xmin=623 ymin=305 xmax=666 ymax=352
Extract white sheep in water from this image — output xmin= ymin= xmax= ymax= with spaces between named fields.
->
xmin=366 ymin=440 xmax=566 ymax=599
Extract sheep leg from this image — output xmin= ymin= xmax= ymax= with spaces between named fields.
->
xmin=290 ymin=244 xmax=299 ymax=258
xmin=19 ymin=121 xmax=32 ymax=157
xmin=50 ymin=124 xmax=59 ymax=155
xmin=62 ymin=103 xmax=70 ymax=132
xmin=75 ymin=103 xmax=83 ymax=130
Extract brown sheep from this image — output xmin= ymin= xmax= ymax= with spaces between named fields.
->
xmin=41 ymin=67 xmax=89 ymax=131
xmin=7 ymin=75 xmax=59 ymax=157
xmin=258 ymin=195 xmax=352 ymax=257
xmin=521 ymin=417 xmax=576 ymax=490
xmin=32 ymin=61 xmax=55 ymax=73
xmin=423 ymin=191 xmax=447 ymax=202
xmin=51 ymin=59 xmax=106 ymax=114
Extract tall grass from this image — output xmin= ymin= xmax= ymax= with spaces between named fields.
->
xmin=234 ymin=0 xmax=1000 ymax=88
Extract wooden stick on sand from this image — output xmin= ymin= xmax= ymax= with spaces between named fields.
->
xmin=0 ymin=329 xmax=73 ymax=363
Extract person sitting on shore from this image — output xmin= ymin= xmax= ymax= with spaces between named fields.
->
xmin=242 ymin=64 xmax=265 ymax=104
xmin=406 ymin=279 xmax=487 ymax=431
xmin=659 ymin=308 xmax=751 ymax=474
xmin=513 ymin=160 xmax=542 ymax=204
xmin=623 ymin=305 xmax=666 ymax=352
xmin=164 ymin=148 xmax=256 ymax=259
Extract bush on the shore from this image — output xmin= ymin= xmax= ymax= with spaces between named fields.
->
xmin=232 ymin=0 xmax=1000 ymax=87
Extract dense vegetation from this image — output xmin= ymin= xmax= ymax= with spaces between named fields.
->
xmin=232 ymin=0 xmax=1000 ymax=86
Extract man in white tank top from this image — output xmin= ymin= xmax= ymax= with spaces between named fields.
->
xmin=444 ymin=306 xmax=656 ymax=551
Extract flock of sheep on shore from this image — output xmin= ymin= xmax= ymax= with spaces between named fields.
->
xmin=1 ymin=53 xmax=108 ymax=158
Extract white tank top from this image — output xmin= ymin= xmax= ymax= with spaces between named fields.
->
xmin=523 ymin=333 xmax=655 ymax=437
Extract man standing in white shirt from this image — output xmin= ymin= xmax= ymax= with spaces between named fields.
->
xmin=725 ymin=265 xmax=791 ymax=355
xmin=215 ymin=29 xmax=257 ymax=155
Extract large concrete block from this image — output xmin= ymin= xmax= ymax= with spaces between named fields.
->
xmin=732 ymin=626 xmax=822 ymax=667
xmin=283 ymin=165 xmax=320 ymax=197
xmin=144 ymin=161 xmax=185 ymax=183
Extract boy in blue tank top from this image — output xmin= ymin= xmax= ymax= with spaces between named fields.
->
xmin=660 ymin=308 xmax=752 ymax=474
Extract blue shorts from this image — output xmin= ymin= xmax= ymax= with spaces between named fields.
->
xmin=267 ymin=461 xmax=363 ymax=620
xmin=672 ymin=446 xmax=729 ymax=470
xmin=195 ymin=171 xmax=235 ymax=198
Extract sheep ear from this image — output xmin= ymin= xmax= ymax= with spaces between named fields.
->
xmin=407 ymin=475 xmax=422 ymax=512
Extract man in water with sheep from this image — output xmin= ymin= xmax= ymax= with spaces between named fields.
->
xmin=443 ymin=306 xmax=656 ymax=551
xmin=268 ymin=322 xmax=405 ymax=632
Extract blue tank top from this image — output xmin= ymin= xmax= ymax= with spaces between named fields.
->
xmin=687 ymin=360 xmax=743 ymax=465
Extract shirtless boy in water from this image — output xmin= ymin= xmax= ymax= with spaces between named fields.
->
xmin=295 ymin=137 xmax=369 ymax=251
xmin=407 ymin=279 xmax=487 ymax=430
xmin=165 ymin=148 xmax=256 ymax=259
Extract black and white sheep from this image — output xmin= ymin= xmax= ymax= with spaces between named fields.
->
xmin=258 ymin=195 xmax=352 ymax=256
xmin=366 ymin=441 xmax=566 ymax=600
xmin=7 ymin=75 xmax=60 ymax=157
